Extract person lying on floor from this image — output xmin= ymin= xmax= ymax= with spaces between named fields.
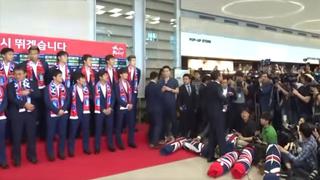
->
xmin=277 ymin=122 xmax=318 ymax=179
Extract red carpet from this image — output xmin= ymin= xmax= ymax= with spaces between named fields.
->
xmin=0 ymin=124 xmax=195 ymax=180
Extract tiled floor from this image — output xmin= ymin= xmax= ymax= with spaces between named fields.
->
xmin=95 ymin=157 xmax=263 ymax=180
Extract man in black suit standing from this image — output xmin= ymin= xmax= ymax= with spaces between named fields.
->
xmin=177 ymin=74 xmax=197 ymax=138
xmin=126 ymin=55 xmax=141 ymax=125
xmin=205 ymin=70 xmax=227 ymax=162
xmin=8 ymin=65 xmax=40 ymax=166
xmin=21 ymin=46 xmax=49 ymax=140
xmin=145 ymin=71 xmax=162 ymax=148
xmin=221 ymin=79 xmax=236 ymax=131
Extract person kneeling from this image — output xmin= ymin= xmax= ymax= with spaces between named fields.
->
xmin=278 ymin=122 xmax=318 ymax=178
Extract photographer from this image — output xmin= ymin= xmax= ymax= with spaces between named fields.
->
xmin=228 ymin=71 xmax=248 ymax=131
xmin=273 ymin=75 xmax=293 ymax=129
xmin=235 ymin=108 xmax=258 ymax=147
xmin=278 ymin=122 xmax=318 ymax=178
xmin=291 ymin=74 xmax=313 ymax=123
xmin=245 ymin=71 xmax=261 ymax=120
xmin=312 ymin=93 xmax=320 ymax=124
xmin=258 ymin=72 xmax=274 ymax=114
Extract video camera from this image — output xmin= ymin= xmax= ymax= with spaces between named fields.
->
xmin=282 ymin=73 xmax=298 ymax=84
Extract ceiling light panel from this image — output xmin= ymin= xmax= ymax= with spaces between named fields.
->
xmin=108 ymin=8 xmax=122 ymax=13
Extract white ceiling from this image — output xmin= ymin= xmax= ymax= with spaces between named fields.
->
xmin=181 ymin=0 xmax=320 ymax=34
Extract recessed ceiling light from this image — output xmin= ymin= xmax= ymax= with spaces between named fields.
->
xmin=96 ymin=5 xmax=105 ymax=10
xmin=125 ymin=11 xmax=135 ymax=16
xmin=149 ymin=21 xmax=160 ymax=24
xmin=125 ymin=16 xmax=134 ymax=19
xmin=152 ymin=16 xmax=160 ymax=21
xmin=221 ymin=0 xmax=304 ymax=19
xmin=96 ymin=10 xmax=106 ymax=15
xmin=108 ymin=8 xmax=122 ymax=13
xmin=110 ymin=13 xmax=122 ymax=17
xmin=170 ymin=19 xmax=176 ymax=22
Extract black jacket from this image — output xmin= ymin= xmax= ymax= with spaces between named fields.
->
xmin=177 ymin=84 xmax=197 ymax=111
xmin=205 ymin=81 xmax=226 ymax=119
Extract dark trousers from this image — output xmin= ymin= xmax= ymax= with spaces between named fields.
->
xmin=179 ymin=109 xmax=196 ymax=138
xmin=0 ymin=120 xmax=6 ymax=164
xmin=46 ymin=115 xmax=68 ymax=157
xmin=68 ymin=114 xmax=90 ymax=154
xmin=228 ymin=103 xmax=245 ymax=132
xmin=115 ymin=109 xmax=135 ymax=146
xmin=132 ymin=93 xmax=138 ymax=123
xmin=162 ymin=103 xmax=177 ymax=137
xmin=95 ymin=113 xmax=114 ymax=150
xmin=89 ymin=99 xmax=95 ymax=136
xmin=11 ymin=111 xmax=37 ymax=161
xmin=207 ymin=115 xmax=227 ymax=159
xmin=148 ymin=109 xmax=162 ymax=145
xmin=35 ymin=89 xmax=46 ymax=139
xmin=122 ymin=94 xmax=138 ymax=130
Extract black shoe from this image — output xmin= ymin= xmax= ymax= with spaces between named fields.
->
xmin=108 ymin=146 xmax=116 ymax=152
xmin=13 ymin=160 xmax=21 ymax=167
xmin=58 ymin=154 xmax=65 ymax=160
xmin=95 ymin=149 xmax=100 ymax=154
xmin=84 ymin=150 xmax=91 ymax=155
xmin=48 ymin=155 xmax=55 ymax=162
xmin=129 ymin=143 xmax=137 ymax=148
xmin=68 ymin=152 xmax=75 ymax=157
xmin=0 ymin=162 xmax=9 ymax=169
xmin=207 ymin=157 xmax=216 ymax=163
xmin=149 ymin=144 xmax=161 ymax=149
xmin=117 ymin=144 xmax=125 ymax=150
xmin=28 ymin=157 xmax=38 ymax=164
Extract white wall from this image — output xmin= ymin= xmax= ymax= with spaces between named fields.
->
xmin=181 ymin=16 xmax=320 ymax=50
xmin=0 ymin=0 xmax=95 ymax=40
xmin=181 ymin=32 xmax=320 ymax=64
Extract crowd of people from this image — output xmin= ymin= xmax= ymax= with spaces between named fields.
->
xmin=146 ymin=63 xmax=320 ymax=179
xmin=0 ymin=46 xmax=140 ymax=168
xmin=1 ymin=44 xmax=320 ymax=179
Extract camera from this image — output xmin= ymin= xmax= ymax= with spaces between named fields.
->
xmin=282 ymin=73 xmax=298 ymax=84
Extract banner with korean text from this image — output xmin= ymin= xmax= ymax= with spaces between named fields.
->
xmin=0 ymin=33 xmax=127 ymax=69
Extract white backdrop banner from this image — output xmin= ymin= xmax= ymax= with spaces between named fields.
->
xmin=181 ymin=32 xmax=320 ymax=64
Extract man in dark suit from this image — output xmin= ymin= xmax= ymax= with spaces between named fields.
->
xmin=44 ymin=69 xmax=70 ymax=161
xmin=221 ymin=79 xmax=236 ymax=131
xmin=21 ymin=46 xmax=49 ymax=140
xmin=76 ymin=54 xmax=96 ymax=136
xmin=205 ymin=70 xmax=227 ymax=162
xmin=68 ymin=72 xmax=91 ymax=157
xmin=145 ymin=71 xmax=162 ymax=148
xmin=76 ymin=54 xmax=96 ymax=96
xmin=104 ymin=55 xmax=118 ymax=90
xmin=197 ymin=75 xmax=211 ymax=135
xmin=0 ymin=84 xmax=7 ymax=169
xmin=94 ymin=70 xmax=116 ymax=153
xmin=114 ymin=68 xmax=136 ymax=150
xmin=159 ymin=66 xmax=179 ymax=141
xmin=127 ymin=55 xmax=141 ymax=125
xmin=8 ymin=65 xmax=40 ymax=166
xmin=50 ymin=51 xmax=73 ymax=92
xmin=104 ymin=55 xmax=119 ymax=132
xmin=177 ymin=74 xmax=197 ymax=138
